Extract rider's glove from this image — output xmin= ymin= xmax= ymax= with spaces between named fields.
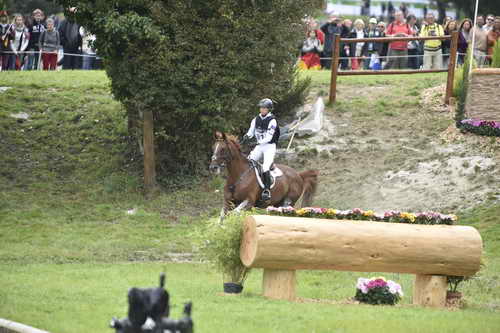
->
xmin=241 ymin=134 xmax=250 ymax=144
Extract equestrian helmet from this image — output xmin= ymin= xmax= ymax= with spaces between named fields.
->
xmin=258 ymin=98 xmax=274 ymax=110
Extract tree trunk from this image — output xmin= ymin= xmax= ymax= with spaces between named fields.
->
xmin=143 ymin=110 xmax=157 ymax=195
xmin=240 ymin=215 xmax=483 ymax=276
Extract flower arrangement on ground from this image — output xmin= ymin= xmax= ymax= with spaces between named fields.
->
xmin=354 ymin=277 xmax=403 ymax=305
xmin=266 ymin=206 xmax=458 ymax=225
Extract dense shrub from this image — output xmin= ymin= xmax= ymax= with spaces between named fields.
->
xmin=56 ymin=0 xmax=319 ymax=176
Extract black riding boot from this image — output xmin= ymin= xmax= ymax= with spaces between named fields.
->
xmin=261 ymin=171 xmax=272 ymax=201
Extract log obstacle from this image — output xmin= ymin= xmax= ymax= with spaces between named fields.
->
xmin=240 ymin=215 xmax=483 ymax=307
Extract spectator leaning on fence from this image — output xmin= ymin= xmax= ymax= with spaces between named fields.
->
xmin=8 ymin=13 xmax=30 ymax=70
xmin=385 ymin=10 xmax=413 ymax=69
xmin=457 ymin=18 xmax=472 ymax=65
xmin=473 ymin=15 xmax=488 ymax=67
xmin=39 ymin=18 xmax=60 ymax=71
xmin=26 ymin=9 xmax=45 ymax=70
xmin=420 ymin=13 xmax=444 ymax=70
xmin=487 ymin=17 xmax=500 ymax=63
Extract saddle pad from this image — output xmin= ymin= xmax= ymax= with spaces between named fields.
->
xmin=255 ymin=167 xmax=283 ymax=189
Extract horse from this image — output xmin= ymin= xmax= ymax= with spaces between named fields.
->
xmin=209 ymin=131 xmax=318 ymax=219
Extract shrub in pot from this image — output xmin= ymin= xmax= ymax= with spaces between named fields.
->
xmin=197 ymin=213 xmax=251 ymax=294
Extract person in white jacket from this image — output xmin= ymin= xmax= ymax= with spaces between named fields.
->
xmin=9 ymin=13 xmax=30 ymax=70
xmin=241 ymin=98 xmax=280 ymax=201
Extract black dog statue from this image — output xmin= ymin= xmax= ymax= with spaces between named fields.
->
xmin=110 ymin=273 xmax=193 ymax=333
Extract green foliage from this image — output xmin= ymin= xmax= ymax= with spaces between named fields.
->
xmin=3 ymin=0 xmax=62 ymax=15
xmin=447 ymin=275 xmax=472 ymax=293
xmin=55 ymin=0 xmax=318 ymax=176
xmin=454 ymin=46 xmax=475 ymax=126
xmin=490 ymin=41 xmax=500 ymax=68
xmin=196 ymin=213 xmax=250 ymax=283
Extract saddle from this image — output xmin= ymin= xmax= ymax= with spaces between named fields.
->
xmin=249 ymin=160 xmax=283 ymax=189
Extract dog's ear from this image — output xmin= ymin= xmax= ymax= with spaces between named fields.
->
xmin=159 ymin=272 xmax=166 ymax=288
xmin=110 ymin=317 xmax=122 ymax=329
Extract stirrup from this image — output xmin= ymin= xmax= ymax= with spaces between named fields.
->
xmin=262 ymin=189 xmax=271 ymax=201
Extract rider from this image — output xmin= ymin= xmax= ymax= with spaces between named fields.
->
xmin=241 ymin=98 xmax=280 ymax=202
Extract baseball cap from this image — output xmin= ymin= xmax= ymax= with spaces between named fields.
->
xmin=369 ymin=18 xmax=377 ymax=24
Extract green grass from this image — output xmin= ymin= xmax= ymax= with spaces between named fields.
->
xmin=1 ymin=263 xmax=500 ymax=333
xmin=1 ymin=70 xmax=499 ymax=332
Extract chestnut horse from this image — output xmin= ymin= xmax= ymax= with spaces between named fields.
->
xmin=209 ymin=132 xmax=318 ymax=219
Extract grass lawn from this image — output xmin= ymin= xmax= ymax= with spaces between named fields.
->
xmin=1 ymin=70 xmax=499 ymax=332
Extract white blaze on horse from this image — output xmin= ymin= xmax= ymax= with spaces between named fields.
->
xmin=209 ymin=132 xmax=318 ymax=219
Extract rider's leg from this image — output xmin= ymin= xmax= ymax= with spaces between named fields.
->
xmin=248 ymin=145 xmax=264 ymax=164
xmin=261 ymin=143 xmax=277 ymax=201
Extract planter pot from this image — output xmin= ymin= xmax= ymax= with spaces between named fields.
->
xmin=223 ymin=282 xmax=243 ymax=294
xmin=446 ymin=291 xmax=462 ymax=301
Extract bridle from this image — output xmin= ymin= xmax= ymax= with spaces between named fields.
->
xmin=211 ymin=139 xmax=233 ymax=169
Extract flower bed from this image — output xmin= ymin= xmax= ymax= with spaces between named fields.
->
xmin=265 ymin=207 xmax=457 ymax=225
xmin=459 ymin=119 xmax=500 ymax=137
xmin=355 ymin=277 xmax=403 ymax=305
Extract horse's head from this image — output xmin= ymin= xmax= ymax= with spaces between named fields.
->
xmin=209 ymin=131 xmax=240 ymax=175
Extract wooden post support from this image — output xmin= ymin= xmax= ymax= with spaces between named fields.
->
xmin=413 ymin=274 xmax=447 ymax=308
xmin=329 ymin=34 xmax=341 ymax=105
xmin=445 ymin=31 xmax=459 ymax=105
xmin=143 ymin=110 xmax=157 ymax=194
xmin=262 ymin=269 xmax=296 ymax=301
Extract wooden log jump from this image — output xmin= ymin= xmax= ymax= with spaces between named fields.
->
xmin=240 ymin=215 xmax=482 ymax=307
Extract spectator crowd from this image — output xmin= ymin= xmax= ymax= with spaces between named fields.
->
xmin=298 ymin=8 xmax=500 ymax=71
xmin=0 ymin=8 xmax=99 ymax=71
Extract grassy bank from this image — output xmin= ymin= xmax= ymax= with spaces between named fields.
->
xmin=1 ymin=70 xmax=499 ymax=332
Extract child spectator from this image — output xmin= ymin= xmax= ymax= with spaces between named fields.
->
xmin=8 ymin=13 xmax=30 ymax=70
xmin=385 ymin=11 xmax=413 ymax=69
xmin=457 ymin=19 xmax=472 ymax=65
xmin=298 ymin=30 xmax=323 ymax=70
xmin=349 ymin=19 xmax=367 ymax=70
xmin=39 ymin=18 xmax=60 ymax=70
xmin=420 ymin=13 xmax=445 ymax=70
xmin=0 ymin=10 xmax=10 ymax=70
xmin=487 ymin=17 xmax=500 ymax=64
xmin=26 ymin=9 xmax=45 ymax=70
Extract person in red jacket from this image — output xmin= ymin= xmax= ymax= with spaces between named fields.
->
xmin=385 ymin=10 xmax=413 ymax=69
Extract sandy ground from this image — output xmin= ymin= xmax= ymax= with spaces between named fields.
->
xmin=280 ymin=85 xmax=500 ymax=213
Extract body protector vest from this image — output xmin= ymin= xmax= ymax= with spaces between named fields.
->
xmin=255 ymin=114 xmax=280 ymax=145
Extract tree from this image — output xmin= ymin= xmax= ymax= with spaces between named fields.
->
xmin=2 ymin=0 xmax=62 ymax=15
xmin=437 ymin=0 xmax=500 ymax=19
xmin=55 ymin=0 xmax=318 ymax=188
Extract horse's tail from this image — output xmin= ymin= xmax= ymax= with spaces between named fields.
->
xmin=298 ymin=170 xmax=319 ymax=207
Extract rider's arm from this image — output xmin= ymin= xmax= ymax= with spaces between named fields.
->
xmin=257 ymin=119 xmax=277 ymax=144
xmin=246 ymin=118 xmax=256 ymax=138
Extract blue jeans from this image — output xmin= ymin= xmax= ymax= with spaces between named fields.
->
xmin=82 ymin=52 xmax=95 ymax=70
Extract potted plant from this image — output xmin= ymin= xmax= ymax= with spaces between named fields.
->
xmin=354 ymin=276 xmax=403 ymax=305
xmin=196 ymin=212 xmax=251 ymax=294
xmin=446 ymin=275 xmax=470 ymax=303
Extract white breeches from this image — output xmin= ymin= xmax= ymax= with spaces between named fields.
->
xmin=249 ymin=143 xmax=276 ymax=172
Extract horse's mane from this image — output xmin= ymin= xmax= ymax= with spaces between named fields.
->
xmin=225 ymin=134 xmax=241 ymax=152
